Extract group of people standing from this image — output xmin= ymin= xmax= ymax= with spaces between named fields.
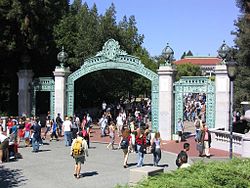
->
xmin=98 ymin=106 xmax=163 ymax=168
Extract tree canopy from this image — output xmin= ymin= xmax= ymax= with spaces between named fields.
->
xmin=0 ymin=0 xmax=68 ymax=114
xmin=233 ymin=0 xmax=250 ymax=109
xmin=53 ymin=1 xmax=157 ymax=109
xmin=175 ymin=63 xmax=202 ymax=81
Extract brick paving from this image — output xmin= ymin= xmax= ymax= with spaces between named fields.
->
xmin=89 ymin=126 xmax=239 ymax=158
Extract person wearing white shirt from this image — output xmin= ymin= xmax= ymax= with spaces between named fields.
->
xmin=0 ymin=132 xmax=9 ymax=163
xmin=62 ymin=116 xmax=72 ymax=146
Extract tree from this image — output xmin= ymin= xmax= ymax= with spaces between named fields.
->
xmin=0 ymin=0 xmax=68 ymax=115
xmin=233 ymin=0 xmax=250 ymax=109
xmin=53 ymin=1 xmax=154 ymax=109
xmin=175 ymin=63 xmax=202 ymax=81
xmin=181 ymin=52 xmax=186 ymax=59
xmin=186 ymin=50 xmax=193 ymax=56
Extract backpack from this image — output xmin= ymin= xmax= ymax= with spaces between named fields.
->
xmin=72 ymin=139 xmax=83 ymax=156
xmin=120 ymin=137 xmax=129 ymax=149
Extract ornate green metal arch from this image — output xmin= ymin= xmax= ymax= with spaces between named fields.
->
xmin=174 ymin=76 xmax=215 ymax=132
xmin=31 ymin=77 xmax=55 ymax=119
xmin=67 ymin=39 xmax=159 ymax=130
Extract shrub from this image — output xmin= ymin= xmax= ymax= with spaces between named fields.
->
xmin=134 ymin=158 xmax=250 ymax=188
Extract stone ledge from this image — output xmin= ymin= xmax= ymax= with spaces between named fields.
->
xmin=129 ymin=166 xmax=164 ymax=186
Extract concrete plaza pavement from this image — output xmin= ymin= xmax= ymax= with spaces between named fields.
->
xmin=0 ymin=139 xmax=178 ymax=188
xmin=0 ymin=126 xmax=234 ymax=188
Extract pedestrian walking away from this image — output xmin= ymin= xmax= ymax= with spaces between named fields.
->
xmin=71 ymin=131 xmax=88 ymax=179
xmin=62 ymin=116 xmax=72 ymax=147
xmin=119 ymin=128 xmax=131 ymax=168
xmin=135 ymin=128 xmax=146 ymax=167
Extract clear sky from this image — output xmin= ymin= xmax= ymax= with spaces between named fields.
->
xmin=69 ymin=0 xmax=240 ymax=59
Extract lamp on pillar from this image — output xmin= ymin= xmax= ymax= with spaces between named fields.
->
xmin=218 ymin=41 xmax=238 ymax=159
xmin=217 ymin=40 xmax=230 ymax=64
xmin=57 ymin=46 xmax=68 ymax=67
xmin=162 ymin=43 xmax=174 ymax=66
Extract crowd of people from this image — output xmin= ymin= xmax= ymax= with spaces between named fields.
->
xmin=183 ymin=93 xmax=206 ymax=122
xmin=0 ymin=99 xmax=214 ymax=177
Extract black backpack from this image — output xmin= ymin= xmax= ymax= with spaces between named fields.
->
xmin=120 ymin=137 xmax=129 ymax=149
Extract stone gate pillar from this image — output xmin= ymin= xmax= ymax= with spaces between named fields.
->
xmin=158 ymin=65 xmax=175 ymax=140
xmin=53 ymin=66 xmax=70 ymax=119
xmin=215 ymin=64 xmax=230 ymax=130
xmin=17 ymin=69 xmax=34 ymax=116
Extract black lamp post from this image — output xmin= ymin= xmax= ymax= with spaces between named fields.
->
xmin=162 ymin=43 xmax=174 ymax=66
xmin=57 ymin=46 xmax=68 ymax=67
xmin=218 ymin=41 xmax=238 ymax=159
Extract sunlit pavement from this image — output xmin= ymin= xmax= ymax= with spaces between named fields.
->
xmin=0 ymin=126 xmax=237 ymax=188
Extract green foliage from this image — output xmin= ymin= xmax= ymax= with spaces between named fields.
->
xmin=134 ymin=158 xmax=250 ymax=188
xmin=181 ymin=52 xmax=186 ymax=59
xmin=233 ymin=0 xmax=250 ymax=108
xmin=54 ymin=1 xmax=154 ymax=108
xmin=234 ymin=66 xmax=250 ymax=110
xmin=186 ymin=50 xmax=193 ymax=56
xmin=175 ymin=63 xmax=202 ymax=81
xmin=0 ymin=0 xmax=68 ymax=115
xmin=54 ymin=1 xmax=147 ymax=71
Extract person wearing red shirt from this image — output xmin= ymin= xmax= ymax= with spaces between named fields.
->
xmin=135 ymin=128 xmax=146 ymax=167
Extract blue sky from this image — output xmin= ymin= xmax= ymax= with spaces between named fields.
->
xmin=69 ymin=0 xmax=240 ymax=59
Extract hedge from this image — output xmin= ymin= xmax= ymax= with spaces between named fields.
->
xmin=133 ymin=158 xmax=250 ymax=188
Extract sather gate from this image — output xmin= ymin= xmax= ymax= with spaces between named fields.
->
xmin=66 ymin=39 xmax=159 ymax=131
xmin=23 ymin=39 xmax=230 ymax=140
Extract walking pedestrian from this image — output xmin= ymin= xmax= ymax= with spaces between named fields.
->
xmin=31 ymin=118 xmax=41 ymax=153
xmin=24 ymin=118 xmax=32 ymax=147
xmin=119 ymin=128 xmax=131 ymax=168
xmin=56 ymin=113 xmax=63 ymax=136
xmin=135 ymin=128 xmax=146 ymax=167
xmin=107 ymin=121 xmax=116 ymax=150
xmin=50 ymin=119 xmax=59 ymax=141
xmin=176 ymin=118 xmax=184 ymax=143
xmin=62 ymin=116 xmax=72 ymax=147
xmin=151 ymin=131 xmax=162 ymax=166
xmin=198 ymin=123 xmax=211 ymax=158
xmin=43 ymin=117 xmax=51 ymax=140
xmin=99 ymin=114 xmax=108 ymax=137
xmin=71 ymin=132 xmax=88 ymax=179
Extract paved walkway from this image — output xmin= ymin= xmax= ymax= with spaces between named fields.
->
xmin=0 ymin=139 xmax=177 ymax=188
xmin=0 ymin=127 xmax=236 ymax=188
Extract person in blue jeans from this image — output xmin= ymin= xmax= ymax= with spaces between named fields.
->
xmin=135 ymin=129 xmax=146 ymax=167
xmin=151 ymin=131 xmax=162 ymax=166
xmin=50 ymin=119 xmax=59 ymax=141
xmin=31 ymin=119 xmax=41 ymax=152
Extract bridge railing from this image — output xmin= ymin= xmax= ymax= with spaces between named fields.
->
xmin=210 ymin=128 xmax=250 ymax=157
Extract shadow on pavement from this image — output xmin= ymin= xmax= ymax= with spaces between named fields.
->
xmin=0 ymin=166 xmax=27 ymax=187
xmin=127 ymin=162 xmax=137 ymax=167
xmin=81 ymin=171 xmax=98 ymax=177
xmin=37 ymin=149 xmax=51 ymax=153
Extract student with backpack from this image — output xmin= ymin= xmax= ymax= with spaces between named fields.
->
xmin=71 ymin=131 xmax=88 ymax=179
xmin=119 ymin=128 xmax=131 ymax=168
xmin=176 ymin=143 xmax=190 ymax=168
